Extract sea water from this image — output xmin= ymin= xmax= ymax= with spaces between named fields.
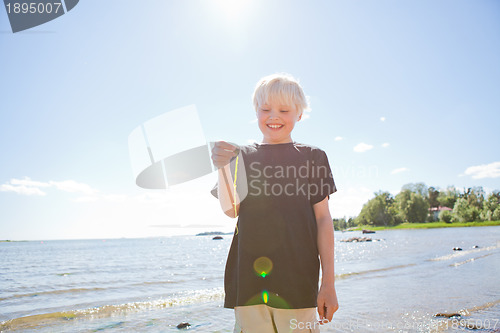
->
xmin=1 ymin=226 xmax=499 ymax=332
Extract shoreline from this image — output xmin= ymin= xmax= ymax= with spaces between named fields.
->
xmin=0 ymin=240 xmax=28 ymax=243
xmin=348 ymin=220 xmax=500 ymax=231
xmin=4 ymin=221 xmax=500 ymax=241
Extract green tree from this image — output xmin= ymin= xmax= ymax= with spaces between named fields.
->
xmin=346 ymin=217 xmax=356 ymax=229
xmin=439 ymin=210 xmax=453 ymax=223
xmin=480 ymin=191 xmax=500 ymax=221
xmin=332 ymin=217 xmax=347 ymax=231
xmin=401 ymin=182 xmax=428 ymax=197
xmin=461 ymin=187 xmax=485 ymax=209
xmin=451 ymin=187 xmax=485 ymax=222
xmin=437 ymin=186 xmax=459 ymax=208
xmin=395 ymin=190 xmax=429 ymax=223
xmin=428 ymin=186 xmax=440 ymax=208
xmin=490 ymin=190 xmax=500 ymax=202
xmin=355 ymin=191 xmax=398 ymax=226
xmin=453 ymin=197 xmax=481 ymax=222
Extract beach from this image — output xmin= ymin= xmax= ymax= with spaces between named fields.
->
xmin=1 ymin=226 xmax=499 ymax=332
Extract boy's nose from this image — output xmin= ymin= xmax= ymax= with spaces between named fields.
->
xmin=269 ymin=110 xmax=280 ymax=118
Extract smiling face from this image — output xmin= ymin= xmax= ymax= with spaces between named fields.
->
xmin=256 ymin=100 xmax=302 ymax=144
xmin=252 ymin=73 xmax=309 ymax=144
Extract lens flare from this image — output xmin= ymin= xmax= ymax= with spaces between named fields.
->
xmin=245 ymin=291 xmax=290 ymax=308
xmin=253 ymin=256 xmax=273 ymax=277
xmin=262 ymin=290 xmax=269 ymax=304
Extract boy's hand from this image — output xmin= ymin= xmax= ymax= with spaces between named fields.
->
xmin=317 ymin=284 xmax=339 ymax=324
xmin=211 ymin=141 xmax=239 ymax=169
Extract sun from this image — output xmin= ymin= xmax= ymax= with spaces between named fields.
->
xmin=213 ymin=0 xmax=253 ymax=21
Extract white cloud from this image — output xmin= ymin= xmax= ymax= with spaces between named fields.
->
xmin=49 ymin=180 xmax=98 ymax=195
xmin=334 ymin=136 xmax=343 ymax=141
xmin=353 ymin=142 xmax=374 ymax=153
xmin=0 ymin=183 xmax=47 ymax=196
xmin=381 ymin=143 xmax=390 ymax=148
xmin=380 ymin=117 xmax=386 ymax=122
xmin=247 ymin=138 xmax=258 ymax=145
xmin=10 ymin=178 xmax=51 ymax=188
xmin=391 ymin=167 xmax=409 ymax=175
xmin=0 ymin=177 xmax=99 ymax=196
xmin=462 ymin=161 xmax=500 ymax=179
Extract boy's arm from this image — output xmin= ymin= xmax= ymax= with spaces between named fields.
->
xmin=217 ymin=164 xmax=240 ymax=218
xmin=211 ymin=141 xmax=240 ymax=218
xmin=313 ymin=196 xmax=339 ymax=323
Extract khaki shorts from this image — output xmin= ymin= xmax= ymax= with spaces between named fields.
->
xmin=233 ymin=304 xmax=320 ymax=333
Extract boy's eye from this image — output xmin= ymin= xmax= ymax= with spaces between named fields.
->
xmin=280 ymin=110 xmax=289 ymax=113
xmin=261 ymin=109 xmax=269 ymax=112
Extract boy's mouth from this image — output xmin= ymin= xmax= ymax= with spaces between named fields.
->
xmin=267 ymin=124 xmax=284 ymax=130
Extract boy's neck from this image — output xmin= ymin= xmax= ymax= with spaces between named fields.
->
xmin=260 ymin=141 xmax=293 ymax=145
xmin=261 ymin=138 xmax=294 ymax=145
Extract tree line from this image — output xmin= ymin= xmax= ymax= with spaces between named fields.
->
xmin=333 ymin=183 xmax=500 ymax=230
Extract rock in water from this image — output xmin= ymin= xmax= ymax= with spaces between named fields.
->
xmin=434 ymin=313 xmax=461 ymax=318
xmin=340 ymin=237 xmax=374 ymax=242
xmin=177 ymin=322 xmax=191 ymax=329
xmin=212 ymin=236 xmax=223 ymax=240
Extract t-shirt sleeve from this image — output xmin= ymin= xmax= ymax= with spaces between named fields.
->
xmin=309 ymin=149 xmax=337 ymax=205
xmin=211 ymin=182 xmax=218 ymax=199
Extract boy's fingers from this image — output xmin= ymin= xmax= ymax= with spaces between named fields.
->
xmin=212 ymin=151 xmax=236 ymax=165
xmin=325 ymin=306 xmax=333 ymax=322
xmin=212 ymin=143 xmax=239 ymax=163
xmin=212 ymin=146 xmax=233 ymax=157
xmin=214 ymin=141 xmax=239 ymax=153
xmin=324 ymin=302 xmax=338 ymax=322
xmin=210 ymin=141 xmax=240 ymax=169
xmin=317 ymin=301 xmax=325 ymax=319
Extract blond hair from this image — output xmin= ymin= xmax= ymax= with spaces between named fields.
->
xmin=252 ymin=73 xmax=310 ymax=116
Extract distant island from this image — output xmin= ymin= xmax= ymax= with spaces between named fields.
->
xmin=196 ymin=231 xmax=233 ymax=236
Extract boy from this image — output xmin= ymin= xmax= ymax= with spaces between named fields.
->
xmin=211 ymin=73 xmax=338 ymax=333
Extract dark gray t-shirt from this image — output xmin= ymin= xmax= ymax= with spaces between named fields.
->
xmin=211 ymin=141 xmax=337 ymax=309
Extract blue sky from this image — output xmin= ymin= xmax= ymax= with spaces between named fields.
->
xmin=1 ymin=0 xmax=499 ymax=240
